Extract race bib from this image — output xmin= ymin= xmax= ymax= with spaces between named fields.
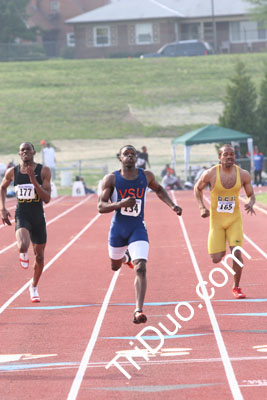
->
xmin=16 ymin=184 xmax=35 ymax=200
xmin=217 ymin=200 xmax=235 ymax=214
xmin=121 ymin=199 xmax=142 ymax=217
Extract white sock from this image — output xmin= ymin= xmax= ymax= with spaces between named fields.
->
xmin=20 ymin=252 xmax=28 ymax=260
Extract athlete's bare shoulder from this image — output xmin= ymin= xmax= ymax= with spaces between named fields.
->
xmin=102 ymin=172 xmax=116 ymax=188
xmin=201 ymin=165 xmax=216 ymax=183
xmin=238 ymin=166 xmax=251 ymax=184
xmin=0 ymin=167 xmax=15 ymax=188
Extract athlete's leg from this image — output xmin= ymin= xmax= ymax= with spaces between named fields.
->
xmin=132 ymin=259 xmax=147 ymax=311
xmin=229 ymin=246 xmax=244 ymax=287
xmin=108 ymin=244 xmax=128 ymax=271
xmin=16 ymin=227 xmax=30 ymax=253
xmin=208 ymin=225 xmax=226 ymax=263
xmin=32 ymin=243 xmax=46 ymax=287
xmin=128 ymin=241 xmax=149 ymax=313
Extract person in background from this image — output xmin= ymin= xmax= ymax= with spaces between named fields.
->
xmin=161 ymin=170 xmax=183 ymax=190
xmin=136 ymin=146 xmax=150 ymax=170
xmin=43 ymin=143 xmax=56 ymax=181
xmin=253 ymin=146 xmax=264 ymax=187
xmin=161 ymin=163 xmax=175 ymax=178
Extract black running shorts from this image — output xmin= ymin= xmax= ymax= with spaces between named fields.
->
xmin=15 ymin=212 xmax=47 ymax=244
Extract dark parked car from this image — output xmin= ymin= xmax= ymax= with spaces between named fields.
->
xmin=140 ymin=40 xmax=213 ymax=58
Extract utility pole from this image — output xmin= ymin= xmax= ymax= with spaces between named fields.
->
xmin=211 ymin=0 xmax=217 ymax=53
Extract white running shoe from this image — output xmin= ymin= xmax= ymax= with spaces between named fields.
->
xmin=19 ymin=253 xmax=29 ymax=269
xmin=29 ymin=285 xmax=40 ymax=303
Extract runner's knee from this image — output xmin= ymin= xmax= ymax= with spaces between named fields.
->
xmin=111 ymin=260 xmax=121 ymax=271
xmin=134 ymin=260 xmax=146 ymax=276
xmin=35 ymin=254 xmax=44 ymax=265
xmin=211 ymin=252 xmax=225 ymax=264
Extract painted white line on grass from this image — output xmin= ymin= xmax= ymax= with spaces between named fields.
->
xmin=66 ymin=269 xmax=120 ymax=400
xmin=0 ymin=196 xmax=93 ymax=255
xmin=0 ymin=213 xmax=101 ymax=315
xmin=172 ymin=192 xmax=243 ymax=400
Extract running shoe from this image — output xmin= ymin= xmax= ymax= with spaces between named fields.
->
xmin=133 ymin=310 xmax=147 ymax=324
xmin=124 ymin=249 xmax=134 ymax=269
xmin=19 ymin=252 xmax=29 ymax=269
xmin=29 ymin=285 xmax=40 ymax=303
xmin=232 ymin=286 xmax=246 ymax=299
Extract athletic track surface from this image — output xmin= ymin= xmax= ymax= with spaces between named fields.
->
xmin=1 ymin=188 xmax=267 ymax=400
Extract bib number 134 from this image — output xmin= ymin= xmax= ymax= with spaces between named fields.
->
xmin=121 ymin=199 xmax=142 ymax=217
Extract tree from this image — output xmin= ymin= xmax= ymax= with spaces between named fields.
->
xmin=219 ymin=61 xmax=257 ymax=138
xmin=246 ymin=0 xmax=267 ymax=27
xmin=256 ymin=63 xmax=267 ymax=152
xmin=0 ymin=0 xmax=36 ymax=43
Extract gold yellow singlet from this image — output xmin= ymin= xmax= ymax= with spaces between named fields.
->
xmin=208 ymin=164 xmax=243 ymax=254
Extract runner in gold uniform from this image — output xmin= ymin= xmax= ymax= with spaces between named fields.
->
xmin=194 ymin=144 xmax=255 ymax=299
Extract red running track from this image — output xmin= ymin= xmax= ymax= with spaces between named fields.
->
xmin=0 ymin=190 xmax=267 ymax=400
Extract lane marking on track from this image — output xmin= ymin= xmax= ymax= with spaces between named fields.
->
xmin=3 ymin=355 xmax=267 ymax=374
xmin=0 ymin=213 xmax=101 ymax=315
xmin=172 ymin=192 xmax=243 ymax=400
xmin=204 ymin=194 xmax=267 ymax=259
xmin=0 ymin=195 xmax=93 ymax=255
xmin=66 ymin=269 xmax=120 ymax=400
xmin=0 ymin=196 xmax=66 ymax=229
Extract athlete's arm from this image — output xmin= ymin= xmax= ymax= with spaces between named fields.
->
xmin=97 ymin=173 xmax=136 ymax=213
xmin=0 ymin=167 xmax=14 ymax=225
xmin=27 ymin=165 xmax=51 ymax=204
xmin=241 ymin=169 xmax=256 ymax=215
xmin=145 ymin=171 xmax=182 ymax=216
xmin=194 ymin=169 xmax=213 ymax=218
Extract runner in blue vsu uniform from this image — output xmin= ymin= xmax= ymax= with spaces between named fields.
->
xmin=98 ymin=145 xmax=182 ymax=324
xmin=0 ymin=142 xmax=51 ymax=303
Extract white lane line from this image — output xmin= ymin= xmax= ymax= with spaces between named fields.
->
xmin=172 ymin=192 xmax=243 ymax=400
xmin=66 ymin=270 xmax=120 ymax=400
xmin=0 ymin=213 xmax=101 ymax=315
xmin=0 ymin=196 xmax=66 ymax=230
xmin=204 ymin=194 xmax=267 ymax=259
xmin=0 ymin=196 xmax=93 ymax=255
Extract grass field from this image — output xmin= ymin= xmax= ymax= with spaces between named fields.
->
xmin=256 ymin=192 xmax=267 ymax=205
xmin=1 ymin=52 xmax=267 ymax=154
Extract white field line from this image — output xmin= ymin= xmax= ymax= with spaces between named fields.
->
xmin=66 ymin=270 xmax=120 ymax=400
xmin=204 ymin=195 xmax=267 ymax=259
xmin=0 ymin=213 xmax=101 ymax=315
xmin=0 ymin=196 xmax=66 ymax=229
xmin=0 ymin=196 xmax=93 ymax=255
xmin=172 ymin=192 xmax=243 ymax=400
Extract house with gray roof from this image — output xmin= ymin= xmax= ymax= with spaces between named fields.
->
xmin=66 ymin=0 xmax=267 ymax=58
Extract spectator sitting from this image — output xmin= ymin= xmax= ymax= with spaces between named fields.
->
xmin=161 ymin=171 xmax=183 ymax=190
xmin=75 ymin=176 xmax=95 ymax=194
xmin=161 ymin=163 xmax=175 ymax=178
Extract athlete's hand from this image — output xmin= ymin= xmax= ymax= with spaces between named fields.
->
xmin=1 ymin=209 xmax=12 ymax=225
xmin=121 ymin=196 xmax=136 ymax=208
xmin=172 ymin=204 xmax=182 ymax=216
xmin=25 ymin=166 xmax=35 ymax=183
xmin=200 ymin=206 xmax=210 ymax=218
xmin=244 ymin=202 xmax=256 ymax=215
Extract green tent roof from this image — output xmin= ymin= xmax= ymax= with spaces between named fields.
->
xmin=172 ymin=125 xmax=252 ymax=146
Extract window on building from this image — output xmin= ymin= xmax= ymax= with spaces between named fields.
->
xmin=67 ymin=32 xmax=75 ymax=47
xmin=230 ymin=21 xmax=267 ymax=42
xmin=180 ymin=23 xmax=200 ymax=40
xmin=93 ymin=26 xmax=110 ymax=46
xmin=50 ymin=0 xmax=59 ymax=12
xmin=135 ymin=23 xmax=153 ymax=44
